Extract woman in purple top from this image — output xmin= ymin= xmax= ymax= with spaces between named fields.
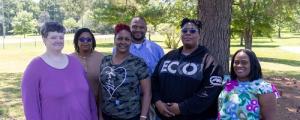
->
xmin=21 ymin=21 xmax=98 ymax=120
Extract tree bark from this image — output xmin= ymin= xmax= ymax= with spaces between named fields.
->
xmin=244 ymin=27 xmax=252 ymax=50
xmin=278 ymin=27 xmax=281 ymax=38
xmin=240 ymin=32 xmax=244 ymax=46
xmin=198 ymin=0 xmax=232 ymax=74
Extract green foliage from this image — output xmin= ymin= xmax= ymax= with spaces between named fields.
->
xmin=38 ymin=11 xmax=50 ymax=27
xmin=134 ymin=0 xmax=150 ymax=5
xmin=12 ymin=11 xmax=37 ymax=37
xmin=159 ymin=0 xmax=197 ymax=48
xmin=232 ymin=0 xmax=274 ymax=38
xmin=79 ymin=10 xmax=114 ymax=34
xmin=92 ymin=0 xmax=137 ymax=25
xmin=232 ymin=0 xmax=300 ymax=39
xmin=63 ymin=18 xmax=78 ymax=32
xmin=39 ymin=0 xmax=65 ymax=23
xmin=1 ymin=0 xmax=21 ymax=34
xmin=139 ymin=3 xmax=167 ymax=31
xmin=159 ymin=24 xmax=180 ymax=49
xmin=60 ymin=0 xmax=93 ymax=21
xmin=91 ymin=0 xmax=197 ymax=27
xmin=271 ymin=0 xmax=300 ymax=36
xmin=21 ymin=0 xmax=41 ymax=20
xmin=163 ymin=0 xmax=197 ymax=27
xmin=289 ymin=15 xmax=300 ymax=32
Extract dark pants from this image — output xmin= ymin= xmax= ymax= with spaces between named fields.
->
xmin=102 ymin=112 xmax=140 ymax=120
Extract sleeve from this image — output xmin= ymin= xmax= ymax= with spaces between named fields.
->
xmin=72 ymin=56 xmax=98 ymax=120
xmin=21 ymin=59 xmax=42 ymax=120
xmin=179 ymin=55 xmax=224 ymax=115
xmin=136 ymin=58 xmax=150 ymax=81
xmin=76 ymin=58 xmax=98 ymax=120
xmin=256 ymin=80 xmax=280 ymax=98
xmin=89 ymin=86 xmax=98 ymax=120
xmin=151 ymin=57 xmax=164 ymax=103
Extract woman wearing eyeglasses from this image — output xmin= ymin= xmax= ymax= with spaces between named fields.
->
xmin=99 ymin=23 xmax=151 ymax=120
xmin=151 ymin=18 xmax=223 ymax=120
xmin=71 ymin=28 xmax=104 ymax=112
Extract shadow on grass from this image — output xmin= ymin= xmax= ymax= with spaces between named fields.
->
xmin=231 ymin=40 xmax=274 ymax=44
xmin=259 ymin=57 xmax=300 ymax=67
xmin=1 ymin=87 xmax=20 ymax=97
xmin=0 ymin=73 xmax=23 ymax=119
xmin=263 ymin=70 xmax=300 ymax=80
xmin=229 ymin=55 xmax=300 ymax=67
xmin=230 ymin=44 xmax=279 ymax=48
xmin=279 ymin=36 xmax=300 ymax=39
xmin=153 ymin=40 xmax=164 ymax=44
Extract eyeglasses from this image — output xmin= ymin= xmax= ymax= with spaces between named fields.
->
xmin=181 ymin=28 xmax=198 ymax=34
xmin=79 ymin=38 xmax=92 ymax=43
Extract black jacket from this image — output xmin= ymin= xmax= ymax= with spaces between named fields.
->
xmin=152 ymin=45 xmax=224 ymax=120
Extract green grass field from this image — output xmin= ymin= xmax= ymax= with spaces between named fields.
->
xmin=0 ymin=33 xmax=299 ymax=119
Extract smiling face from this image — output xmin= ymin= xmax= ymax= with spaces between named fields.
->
xmin=78 ymin=32 xmax=93 ymax=53
xmin=181 ymin=22 xmax=200 ymax=49
xmin=114 ymin=30 xmax=132 ymax=54
xmin=43 ymin=31 xmax=64 ymax=52
xmin=130 ymin=18 xmax=147 ymax=42
xmin=233 ymin=51 xmax=251 ymax=81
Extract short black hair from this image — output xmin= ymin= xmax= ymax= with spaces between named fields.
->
xmin=73 ymin=28 xmax=96 ymax=53
xmin=230 ymin=49 xmax=263 ymax=81
xmin=40 ymin=21 xmax=65 ymax=38
xmin=131 ymin=16 xmax=147 ymax=25
xmin=180 ymin=18 xmax=202 ymax=32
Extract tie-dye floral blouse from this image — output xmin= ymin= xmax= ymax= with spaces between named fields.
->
xmin=218 ymin=79 xmax=279 ymax=120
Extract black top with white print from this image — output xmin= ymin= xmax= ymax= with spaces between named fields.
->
xmin=152 ymin=45 xmax=224 ymax=120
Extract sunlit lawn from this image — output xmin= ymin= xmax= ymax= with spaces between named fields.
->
xmin=0 ymin=33 xmax=300 ymax=119
xmin=231 ymin=33 xmax=300 ymax=79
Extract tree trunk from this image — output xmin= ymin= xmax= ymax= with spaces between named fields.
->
xmin=240 ymin=32 xmax=244 ymax=46
xmin=244 ymin=28 xmax=252 ymax=50
xmin=198 ymin=0 xmax=232 ymax=74
xmin=278 ymin=27 xmax=281 ymax=38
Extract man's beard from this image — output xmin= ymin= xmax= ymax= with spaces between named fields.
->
xmin=132 ymin=33 xmax=145 ymax=41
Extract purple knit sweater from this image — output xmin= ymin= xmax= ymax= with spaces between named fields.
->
xmin=21 ymin=55 xmax=98 ymax=120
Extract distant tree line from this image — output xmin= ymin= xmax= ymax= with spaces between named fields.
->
xmin=0 ymin=0 xmax=299 ymax=46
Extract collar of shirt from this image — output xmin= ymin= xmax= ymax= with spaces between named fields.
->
xmin=132 ymin=38 xmax=148 ymax=50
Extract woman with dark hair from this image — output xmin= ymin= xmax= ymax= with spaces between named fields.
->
xmin=71 ymin=28 xmax=104 ymax=110
xmin=152 ymin=18 xmax=223 ymax=120
xmin=218 ymin=49 xmax=279 ymax=120
xmin=99 ymin=24 xmax=151 ymax=120
xmin=21 ymin=22 xmax=97 ymax=120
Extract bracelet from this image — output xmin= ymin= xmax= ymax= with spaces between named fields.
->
xmin=140 ymin=115 xmax=147 ymax=119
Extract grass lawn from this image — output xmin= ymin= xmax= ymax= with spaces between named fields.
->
xmin=0 ymin=33 xmax=299 ymax=119
xmin=231 ymin=33 xmax=300 ymax=79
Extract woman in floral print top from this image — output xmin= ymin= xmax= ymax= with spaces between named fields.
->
xmin=218 ymin=49 xmax=279 ymax=120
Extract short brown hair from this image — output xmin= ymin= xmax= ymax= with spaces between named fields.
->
xmin=40 ymin=21 xmax=65 ymax=38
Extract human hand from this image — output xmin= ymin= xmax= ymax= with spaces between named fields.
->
xmin=155 ymin=100 xmax=175 ymax=117
xmin=166 ymin=103 xmax=181 ymax=115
